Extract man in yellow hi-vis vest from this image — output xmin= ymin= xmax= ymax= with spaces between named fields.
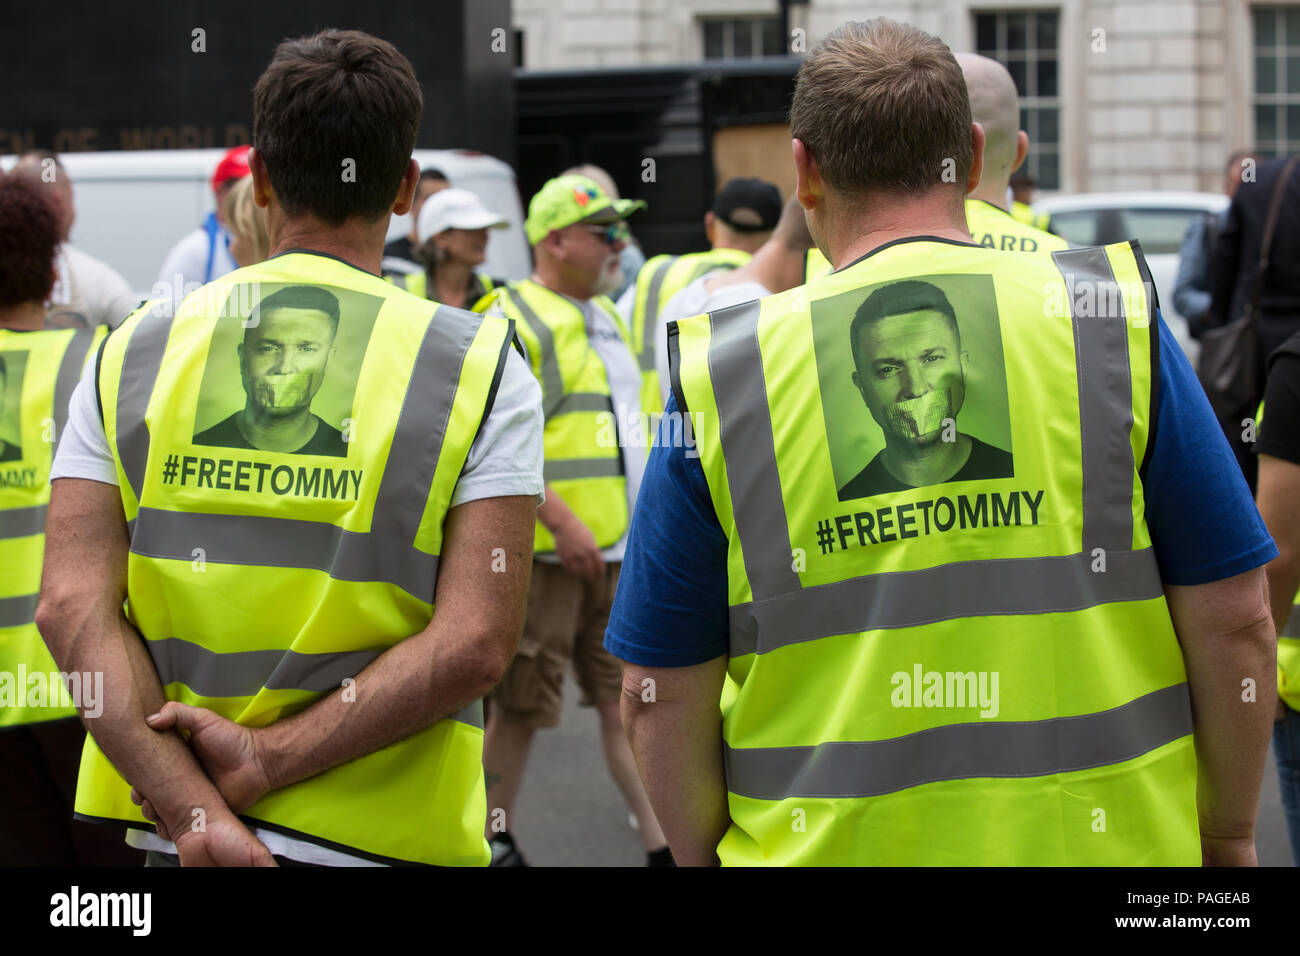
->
xmin=618 ymin=178 xmax=782 ymax=415
xmin=605 ymin=18 xmax=1278 ymax=866
xmin=37 ymin=29 xmax=542 ymax=867
xmin=475 ymin=174 xmax=673 ymax=866
xmin=956 ymin=53 xmax=1067 ymax=254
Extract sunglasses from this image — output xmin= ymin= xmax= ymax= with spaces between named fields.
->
xmin=579 ymin=221 xmax=630 ymax=245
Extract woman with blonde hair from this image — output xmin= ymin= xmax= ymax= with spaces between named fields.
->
xmin=222 ymin=174 xmax=270 ymax=267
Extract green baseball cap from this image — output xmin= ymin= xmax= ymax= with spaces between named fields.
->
xmin=524 ymin=174 xmax=647 ymax=246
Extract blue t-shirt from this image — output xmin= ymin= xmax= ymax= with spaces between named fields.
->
xmin=604 ymin=311 xmax=1278 ymax=668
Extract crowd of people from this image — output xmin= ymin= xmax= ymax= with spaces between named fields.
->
xmin=0 ymin=17 xmax=1297 ymax=868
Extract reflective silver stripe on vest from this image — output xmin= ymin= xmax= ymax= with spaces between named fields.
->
xmin=1052 ymin=247 xmax=1136 ymax=554
xmin=552 ymin=392 xmax=614 ymax=417
xmin=724 ymin=682 xmax=1192 ymax=800
xmin=1284 ymin=608 xmax=1300 ymax=639
xmin=52 ymin=327 xmax=98 ymax=448
xmin=507 ymin=287 xmax=566 ymax=420
xmin=711 ymin=263 xmax=1161 ymax=658
xmin=639 ymin=258 xmax=678 ymax=369
xmin=129 ymin=508 xmax=438 ymax=600
xmin=544 ymin=457 xmax=625 ymax=482
xmin=0 ymin=594 xmax=39 ymax=628
xmin=124 ymin=304 xmax=485 ymax=604
xmin=732 ymin=548 xmax=1164 ymax=656
xmin=0 ymin=505 xmax=46 ymax=540
xmin=708 ymin=300 xmax=801 ymax=601
xmin=115 ymin=302 xmax=177 ymax=501
xmin=145 ymin=636 xmax=483 ymax=728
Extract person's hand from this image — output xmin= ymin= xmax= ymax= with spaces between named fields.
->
xmin=134 ymin=702 xmax=273 ymax=816
xmin=171 ymin=811 xmax=278 ymax=867
xmin=1201 ymin=834 xmax=1257 ymax=867
xmin=552 ymin=514 xmax=604 ymax=582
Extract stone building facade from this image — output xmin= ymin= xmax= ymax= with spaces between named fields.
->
xmin=511 ymin=0 xmax=1300 ymax=193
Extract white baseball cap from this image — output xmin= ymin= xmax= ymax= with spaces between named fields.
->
xmin=416 ymin=188 xmax=509 ymax=245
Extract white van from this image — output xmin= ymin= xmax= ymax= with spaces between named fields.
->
xmin=0 ymin=148 xmax=531 ymax=298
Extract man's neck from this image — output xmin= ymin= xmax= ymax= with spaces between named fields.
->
xmin=434 ymin=260 xmax=474 ymax=304
xmin=268 ymin=215 xmax=390 ymax=277
xmin=0 ymin=302 xmax=48 ymax=331
xmin=968 ymin=183 xmax=1010 ymax=212
xmin=820 ymin=189 xmax=974 ymax=271
xmin=531 ymin=266 xmax=593 ymax=303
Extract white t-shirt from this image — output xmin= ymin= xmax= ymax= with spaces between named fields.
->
xmin=50 ymin=343 xmax=544 ymax=866
xmin=489 ymin=292 xmax=646 ymax=563
xmin=653 ymin=275 xmax=772 ymax=408
xmin=154 ymin=225 xmax=239 ymax=303
xmin=51 ymin=245 xmax=143 ymax=329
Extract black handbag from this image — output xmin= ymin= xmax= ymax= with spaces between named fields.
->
xmin=1197 ymin=155 xmax=1299 ymax=421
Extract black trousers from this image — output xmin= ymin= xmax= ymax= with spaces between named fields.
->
xmin=0 ymin=717 xmax=145 ymax=866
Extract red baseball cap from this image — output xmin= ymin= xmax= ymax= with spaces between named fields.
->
xmin=211 ymin=145 xmax=251 ymax=193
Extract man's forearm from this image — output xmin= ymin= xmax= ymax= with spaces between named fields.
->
xmin=256 ymin=494 xmax=534 ymax=791
xmin=620 ymin=659 xmax=730 ymax=866
xmin=1166 ymin=569 xmax=1276 ymax=841
xmin=38 ymin=479 xmax=230 ymax=836
xmin=255 ymin=620 xmax=505 ymax=791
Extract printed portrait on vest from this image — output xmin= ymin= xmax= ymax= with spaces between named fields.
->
xmin=813 ymin=275 xmax=1014 ymax=501
xmin=0 ymin=351 xmax=28 ymax=463
xmin=192 ymin=284 xmax=382 ymax=457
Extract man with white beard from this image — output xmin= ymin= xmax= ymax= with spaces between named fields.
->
xmin=474 ymin=175 xmax=672 ymax=867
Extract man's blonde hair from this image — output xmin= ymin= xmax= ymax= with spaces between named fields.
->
xmin=790 ymin=19 xmax=973 ymax=196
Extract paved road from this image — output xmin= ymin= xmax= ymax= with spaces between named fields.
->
xmin=503 ymin=675 xmax=1293 ymax=866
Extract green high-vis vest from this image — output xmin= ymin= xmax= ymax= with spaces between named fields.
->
xmin=76 ymin=253 xmax=515 ymax=865
xmin=670 ymin=238 xmax=1198 ymax=865
xmin=385 ymin=269 xmax=499 ymax=311
xmin=0 ymin=324 xmax=105 ymax=727
xmin=476 ymin=279 xmax=629 ymax=555
xmin=966 ymin=199 xmax=1068 ymax=253
xmin=629 ymin=249 xmax=750 ymax=415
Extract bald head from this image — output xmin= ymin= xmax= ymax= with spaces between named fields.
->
xmin=955 ymin=53 xmax=1025 ymax=200
xmin=12 ymin=152 xmax=73 ymax=240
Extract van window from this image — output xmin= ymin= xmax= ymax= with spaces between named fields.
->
xmin=1045 ymin=210 xmax=1098 ymax=246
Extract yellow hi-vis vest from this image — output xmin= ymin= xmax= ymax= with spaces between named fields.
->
xmin=76 ymin=252 xmax=516 ymax=866
xmin=629 ymin=249 xmax=750 ymax=414
xmin=806 ymin=200 xmax=1066 ymax=282
xmin=966 ymin=199 xmax=1068 ymax=253
xmin=386 ymin=269 xmax=499 ymax=312
xmin=0 ymin=324 xmax=106 ymax=727
xmin=669 ymin=238 xmax=1198 ymax=865
xmin=476 ymin=279 xmax=629 ymax=555
xmin=1011 ymin=199 xmax=1053 ymax=232
xmin=1256 ymin=393 xmax=1300 ymax=713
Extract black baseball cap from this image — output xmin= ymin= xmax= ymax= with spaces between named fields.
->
xmin=712 ymin=177 xmax=783 ymax=232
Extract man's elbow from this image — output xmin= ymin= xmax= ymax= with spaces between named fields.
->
xmin=34 ymin=588 xmax=84 ymax=651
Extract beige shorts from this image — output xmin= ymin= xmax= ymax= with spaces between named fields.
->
xmin=489 ymin=560 xmax=623 ymax=728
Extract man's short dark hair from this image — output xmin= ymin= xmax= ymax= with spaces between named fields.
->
xmin=253 ymin=29 xmax=422 ymax=226
xmin=0 ymin=175 xmax=60 ymax=308
xmin=247 ymin=286 xmax=342 ymax=340
xmin=850 ymin=280 xmax=960 ymax=374
xmin=420 ymin=168 xmax=449 ymax=185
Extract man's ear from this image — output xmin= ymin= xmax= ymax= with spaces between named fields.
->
xmin=966 ymin=123 xmax=986 ymax=197
xmin=960 ymin=350 xmax=971 ymax=376
xmin=1011 ymin=130 xmax=1029 ymax=176
xmin=704 ymin=211 xmax=717 ymax=245
xmin=793 ymin=139 xmax=821 ymax=211
xmin=851 ymin=369 xmax=864 ymax=399
xmin=248 ymin=149 xmax=273 ymax=209
xmin=392 ymin=159 xmax=420 ymax=217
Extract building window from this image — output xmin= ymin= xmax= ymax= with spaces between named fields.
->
xmin=1253 ymin=6 xmax=1300 ymax=157
xmin=701 ymin=16 xmax=784 ymax=60
xmin=974 ymin=10 xmax=1061 ymax=190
